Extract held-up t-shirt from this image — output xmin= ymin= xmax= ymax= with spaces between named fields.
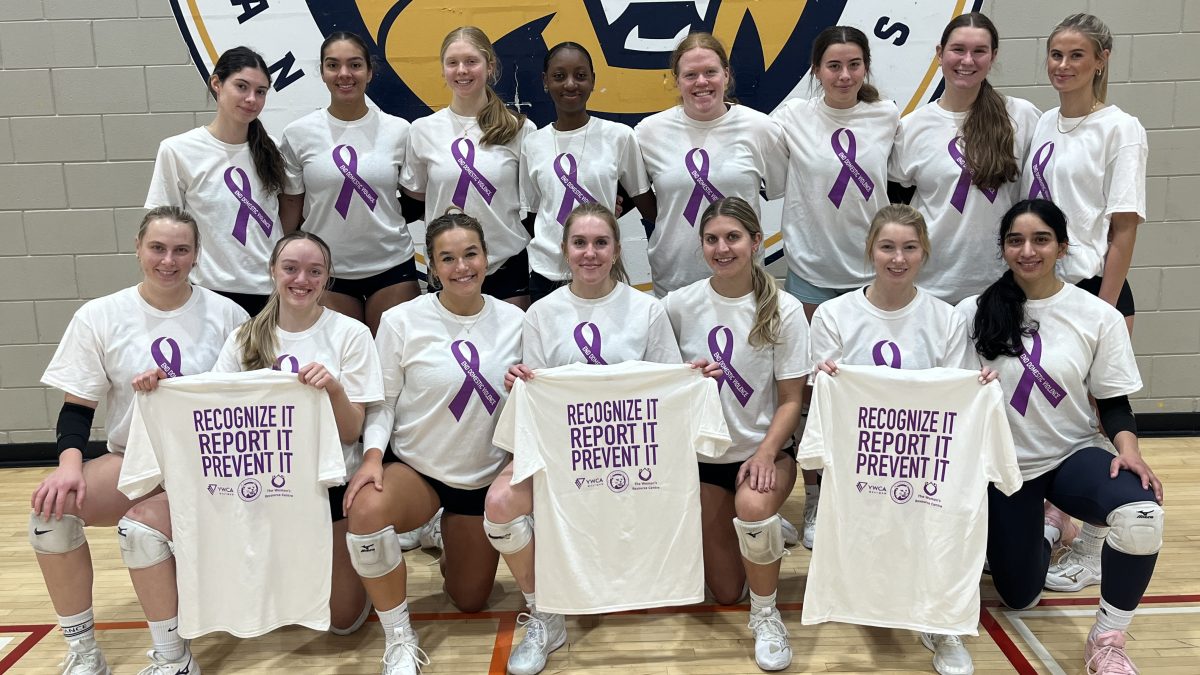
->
xmin=493 ymin=362 xmax=730 ymax=614
xmin=118 ymin=370 xmax=346 ymax=639
xmin=797 ymin=365 xmax=1021 ymax=634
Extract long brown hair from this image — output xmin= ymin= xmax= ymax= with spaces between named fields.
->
xmin=210 ymin=47 xmax=285 ymax=195
xmin=441 ymin=26 xmax=526 ymax=145
xmin=236 ymin=231 xmax=334 ymax=370
xmin=940 ymin=12 xmax=1018 ymax=191
xmin=699 ymin=197 xmax=780 ymax=348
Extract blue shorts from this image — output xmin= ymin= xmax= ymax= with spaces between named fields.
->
xmin=784 ymin=270 xmax=855 ymax=306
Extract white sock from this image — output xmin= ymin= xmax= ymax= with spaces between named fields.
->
xmin=378 ymin=600 xmax=412 ymax=645
xmin=58 ymin=607 xmax=95 ymax=645
xmin=750 ymin=589 xmax=777 ymax=614
xmin=1075 ymin=523 xmax=1107 ymax=557
xmin=148 ymin=617 xmax=184 ymax=660
xmin=522 ymin=591 xmax=537 ymax=612
xmin=1092 ymin=598 xmax=1134 ymax=637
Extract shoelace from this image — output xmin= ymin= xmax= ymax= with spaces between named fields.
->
xmin=748 ymin=611 xmax=789 ymax=643
xmin=62 ymin=650 xmax=101 ymax=673
xmin=516 ymin=612 xmax=548 ymax=649
xmin=938 ymin=635 xmax=964 ymax=648
xmin=1087 ymin=644 xmax=1139 ymax=675
xmin=382 ymin=636 xmax=431 ymax=672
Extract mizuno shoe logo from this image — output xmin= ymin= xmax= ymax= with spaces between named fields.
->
xmin=1137 ymin=510 xmax=1154 ymax=518
xmin=1065 ymin=571 xmax=1082 ymax=583
xmin=747 ymin=531 xmax=762 ymax=538
xmin=33 ymin=528 xmax=51 ymax=535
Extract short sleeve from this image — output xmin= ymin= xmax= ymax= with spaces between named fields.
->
xmin=807 ymin=307 xmax=841 ymax=372
xmin=117 ymin=393 xmax=164 ymax=499
xmin=1088 ymin=314 xmax=1143 ymax=399
xmin=364 ymin=318 xmax=403 ymax=452
xmin=691 ymin=376 xmax=731 ymax=458
xmin=279 ymin=128 xmax=306 ymax=195
xmin=888 ymin=117 xmax=917 ymax=186
xmin=796 ymin=371 xmax=830 ymax=471
xmin=145 ymin=141 xmax=184 ymax=208
xmin=340 ymin=324 xmax=384 ymax=403
xmin=41 ymin=308 xmax=109 ymax=403
xmin=760 ymin=116 xmax=789 ymax=201
xmin=616 ymin=128 xmax=651 ymax=196
xmin=981 ymin=384 xmax=1022 ymax=495
xmin=398 ymin=129 xmax=428 ymax=192
xmin=518 ymin=136 xmax=539 ymax=213
xmin=1103 ymin=128 xmax=1147 ymax=222
xmin=644 ymin=301 xmax=683 ymax=364
xmin=211 ymin=330 xmax=243 ymax=374
xmin=315 ymin=389 xmax=348 ymax=486
xmin=943 ymin=311 xmax=978 ymax=370
xmin=774 ymin=301 xmax=811 ymax=381
xmin=521 ymin=311 xmax=549 ymax=370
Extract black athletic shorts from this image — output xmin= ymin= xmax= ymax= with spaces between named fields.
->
xmin=1076 ymin=275 xmax=1135 ymax=317
xmin=328 ymin=258 xmax=418 ymax=301
xmin=213 ymin=289 xmax=269 ymax=316
xmin=697 ymin=444 xmax=798 ymax=493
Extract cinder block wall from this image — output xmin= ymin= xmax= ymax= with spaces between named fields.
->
xmin=0 ymin=0 xmax=1196 ymax=445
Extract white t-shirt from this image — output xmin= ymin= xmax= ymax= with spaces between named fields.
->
xmin=635 ymin=105 xmax=787 ymax=295
xmin=798 ymin=365 xmax=1021 ymax=634
xmin=364 ymin=294 xmax=523 ymax=489
xmin=494 ymin=361 xmax=731 ymax=614
xmin=400 ymin=108 xmax=534 ymax=272
xmin=118 ymin=370 xmax=346 ymax=638
xmin=1019 ymin=105 xmax=1147 ymax=283
xmin=520 ymin=117 xmax=650 ymax=280
xmin=523 ymin=283 xmax=681 ymax=369
xmin=663 ymin=279 xmax=810 ymax=462
xmin=956 ymin=284 xmax=1142 ymax=479
xmin=809 ymin=287 xmax=975 ymax=372
xmin=146 ymin=127 xmax=281 ymax=295
xmin=773 ymin=97 xmax=899 ymax=289
xmin=213 ymin=308 xmax=383 ymax=478
xmin=890 ymin=97 xmax=1041 ymax=303
xmin=41 ymin=286 xmax=248 ymax=453
xmin=280 ymin=108 xmax=415 ymax=278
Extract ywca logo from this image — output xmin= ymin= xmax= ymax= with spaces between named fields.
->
xmin=856 ymin=481 xmax=868 ymax=493
xmin=207 ymin=484 xmax=217 ymax=495
xmin=575 ymin=477 xmax=587 ymax=490
xmin=169 ymin=1 xmax=969 ymax=130
xmin=890 ymin=480 xmax=914 ymax=504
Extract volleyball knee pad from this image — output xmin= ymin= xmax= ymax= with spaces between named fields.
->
xmin=29 ymin=512 xmax=86 ymax=555
xmin=116 ymin=517 xmax=173 ymax=569
xmin=346 ymin=526 xmax=404 ymax=579
xmin=483 ymin=515 xmax=533 ymax=555
xmin=733 ymin=514 xmax=786 ymax=565
xmin=1105 ymin=501 xmax=1164 ymax=556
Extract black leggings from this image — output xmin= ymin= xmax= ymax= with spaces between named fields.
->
xmin=987 ymin=446 xmax=1159 ymax=611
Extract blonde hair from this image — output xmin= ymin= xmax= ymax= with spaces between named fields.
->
xmin=441 ymin=26 xmax=526 ymax=145
xmin=699 ymin=197 xmax=780 ymax=348
xmin=670 ymin=32 xmax=737 ymax=104
xmin=1049 ymin=13 xmax=1113 ymax=103
xmin=236 ymin=232 xmax=334 ymax=370
xmin=865 ymin=204 xmax=931 ymax=264
xmin=561 ymin=202 xmax=629 ymax=285
xmin=138 ymin=206 xmax=200 ymax=254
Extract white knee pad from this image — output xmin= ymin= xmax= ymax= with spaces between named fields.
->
xmin=483 ymin=515 xmax=533 ymax=555
xmin=29 ymin=512 xmax=86 ymax=555
xmin=346 ymin=526 xmax=404 ymax=579
xmin=1105 ymin=501 xmax=1164 ymax=556
xmin=116 ymin=517 xmax=174 ymax=569
xmin=734 ymin=514 xmax=786 ymax=565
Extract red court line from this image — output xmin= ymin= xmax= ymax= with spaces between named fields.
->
xmin=980 ymin=607 xmax=1038 ymax=675
xmin=488 ymin=613 xmax=516 ymax=675
xmin=0 ymin=624 xmax=55 ymax=675
xmin=1035 ymin=593 xmax=1200 ymax=606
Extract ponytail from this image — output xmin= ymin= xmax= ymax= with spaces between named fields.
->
xmin=211 ymin=46 xmax=286 ymax=195
xmin=962 ymin=80 xmax=1018 ymax=190
xmin=440 ymin=26 xmax=526 ymax=146
xmin=699 ymin=197 xmax=781 ymax=347
xmin=971 ymin=270 xmax=1035 ymax=360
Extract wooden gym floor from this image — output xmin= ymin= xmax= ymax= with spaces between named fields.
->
xmin=1 ymin=437 xmax=1196 ymax=674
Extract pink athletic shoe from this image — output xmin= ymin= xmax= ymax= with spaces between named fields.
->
xmin=1085 ymin=630 xmax=1138 ymax=675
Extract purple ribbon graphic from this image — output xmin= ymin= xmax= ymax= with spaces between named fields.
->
xmin=828 ymin=128 xmax=875 ymax=207
xmin=450 ymin=138 xmax=496 ymax=208
xmin=1009 ymin=330 xmax=1066 ymax=416
xmin=948 ymin=137 xmax=998 ymax=213
xmin=573 ymin=322 xmax=607 ymax=365
xmin=553 ymin=153 xmax=597 ymax=225
xmin=1028 ymin=141 xmax=1055 ymax=201
xmin=447 ymin=340 xmax=500 ymax=421
xmin=871 ymin=340 xmax=902 ymax=369
xmin=273 ymin=354 xmax=299 ymax=373
xmin=682 ymin=148 xmax=725 ymax=225
xmin=223 ymin=167 xmax=274 ymax=246
xmin=151 ymin=337 xmax=182 ymax=378
xmin=708 ymin=326 xmax=754 ymax=407
xmin=332 ymin=144 xmax=378 ymax=218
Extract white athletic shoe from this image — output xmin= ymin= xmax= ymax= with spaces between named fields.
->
xmin=780 ymin=517 xmax=799 ymax=547
xmin=382 ymin=627 xmax=429 ymax=675
xmin=1045 ymin=546 xmax=1102 ymax=592
xmin=801 ymin=494 xmax=818 ymax=550
xmin=419 ymin=509 xmax=444 ymax=550
xmin=137 ymin=644 xmax=200 ymax=675
xmin=748 ymin=606 xmax=792 ymax=671
xmin=508 ymin=611 xmax=566 ymax=675
xmin=60 ymin=638 xmax=111 ymax=675
xmin=395 ymin=527 xmax=421 ymax=552
xmin=921 ymin=633 xmax=974 ymax=675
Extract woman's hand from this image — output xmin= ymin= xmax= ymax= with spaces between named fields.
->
xmin=31 ymin=450 xmax=86 ymax=520
xmin=1111 ymin=448 xmax=1164 ymax=505
xmin=299 ymin=362 xmax=343 ymax=395
xmin=978 ymin=366 xmax=999 ymax=384
xmin=342 ymin=450 xmax=385 ymax=513
xmin=737 ymin=450 xmax=778 ymax=493
xmin=504 ymin=364 xmax=534 ymax=392
xmin=131 ymin=367 xmax=168 ymax=392
xmin=817 ymin=360 xmax=839 ymax=376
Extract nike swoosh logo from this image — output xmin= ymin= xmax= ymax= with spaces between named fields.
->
xmin=167 ymin=627 xmax=176 ymax=632
xmin=747 ymin=531 xmax=762 ymax=538
xmin=487 ymin=534 xmax=508 ymax=540
xmin=34 ymin=528 xmax=52 ymax=535
xmin=117 ymin=527 xmax=128 ymax=536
